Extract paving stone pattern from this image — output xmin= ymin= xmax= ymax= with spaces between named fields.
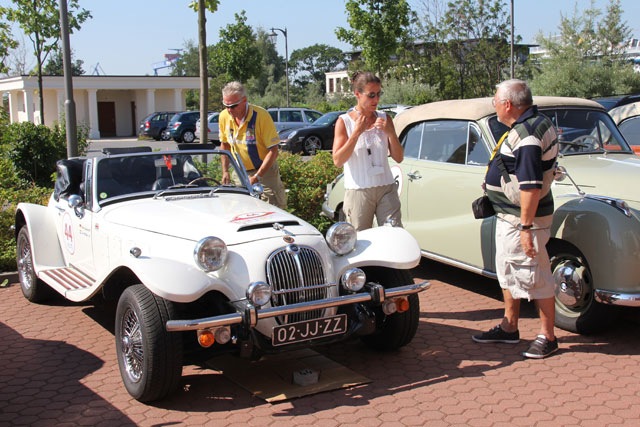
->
xmin=1 ymin=260 xmax=639 ymax=427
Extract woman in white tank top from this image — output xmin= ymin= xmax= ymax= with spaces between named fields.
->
xmin=332 ymin=71 xmax=404 ymax=231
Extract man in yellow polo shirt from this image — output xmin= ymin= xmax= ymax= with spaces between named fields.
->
xmin=218 ymin=81 xmax=287 ymax=209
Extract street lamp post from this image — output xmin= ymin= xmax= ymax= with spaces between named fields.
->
xmin=269 ymin=27 xmax=289 ymax=107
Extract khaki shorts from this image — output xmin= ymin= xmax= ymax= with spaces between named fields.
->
xmin=343 ymin=183 xmax=402 ymax=231
xmin=495 ymin=214 xmax=555 ymax=301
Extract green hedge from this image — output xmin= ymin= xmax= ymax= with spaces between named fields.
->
xmin=278 ymin=151 xmax=342 ymax=233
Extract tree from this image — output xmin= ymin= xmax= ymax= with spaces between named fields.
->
xmin=4 ymin=0 xmax=91 ymax=124
xmin=530 ymin=0 xmax=640 ymax=98
xmin=42 ymin=45 xmax=84 ymax=76
xmin=209 ymin=11 xmax=262 ymax=83
xmin=289 ymin=44 xmax=346 ymax=92
xmin=336 ymin=0 xmax=413 ymax=75
xmin=0 ymin=7 xmax=19 ymax=75
xmin=413 ymin=0 xmax=514 ymax=99
xmin=189 ymin=0 xmax=219 ymax=143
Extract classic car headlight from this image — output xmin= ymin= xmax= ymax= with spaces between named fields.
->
xmin=194 ymin=236 xmax=228 ymax=272
xmin=341 ymin=268 xmax=366 ymax=292
xmin=247 ymin=281 xmax=272 ymax=306
xmin=326 ymin=222 xmax=356 ymax=255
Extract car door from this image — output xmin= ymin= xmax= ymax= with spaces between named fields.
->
xmin=395 ymin=120 xmax=497 ymax=273
xmin=52 ymin=161 xmax=95 ymax=276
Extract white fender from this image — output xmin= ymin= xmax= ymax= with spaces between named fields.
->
xmin=332 ymin=226 xmax=421 ymax=276
xmin=16 ymin=203 xmax=66 ymax=271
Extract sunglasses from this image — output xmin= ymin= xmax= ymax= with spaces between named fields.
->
xmin=361 ymin=91 xmax=383 ymax=99
xmin=223 ymin=99 xmax=244 ymax=109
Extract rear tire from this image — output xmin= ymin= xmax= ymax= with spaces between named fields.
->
xmin=115 ymin=285 xmax=183 ymax=402
xmin=303 ymin=135 xmax=322 ymax=155
xmin=360 ymin=267 xmax=419 ymax=351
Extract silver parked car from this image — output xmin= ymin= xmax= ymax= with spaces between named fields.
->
xmin=268 ymin=107 xmax=323 ymax=133
xmin=323 ymin=96 xmax=640 ymax=334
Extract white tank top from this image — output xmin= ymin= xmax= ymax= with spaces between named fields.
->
xmin=340 ymin=111 xmax=395 ymax=190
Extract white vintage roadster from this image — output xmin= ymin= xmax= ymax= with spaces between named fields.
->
xmin=15 ymin=145 xmax=428 ymax=402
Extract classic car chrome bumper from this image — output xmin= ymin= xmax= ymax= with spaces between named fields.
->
xmin=166 ymin=280 xmax=430 ymax=332
xmin=595 ymin=289 xmax=640 ymax=307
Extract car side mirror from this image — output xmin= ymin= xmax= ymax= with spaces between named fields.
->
xmin=68 ymin=194 xmax=85 ymax=218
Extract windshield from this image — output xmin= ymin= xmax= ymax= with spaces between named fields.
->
xmin=313 ymin=112 xmax=341 ymax=126
xmin=94 ymin=150 xmax=250 ymax=205
xmin=488 ymin=108 xmax=633 ymax=155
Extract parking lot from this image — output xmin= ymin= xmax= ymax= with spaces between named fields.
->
xmin=1 ymin=258 xmax=639 ymax=426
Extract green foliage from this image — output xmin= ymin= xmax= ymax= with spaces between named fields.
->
xmin=0 ymin=7 xmax=18 ymax=74
xmin=42 ymin=46 xmax=85 ymax=76
xmin=530 ymin=0 xmax=640 ymax=97
xmin=289 ymin=44 xmax=347 ymax=90
xmin=0 ymin=157 xmax=51 ymax=272
xmin=0 ymin=121 xmax=88 ymax=187
xmin=210 ymin=11 xmax=262 ymax=83
xmin=278 ymin=151 xmax=342 ymax=233
xmin=336 ymin=0 xmax=413 ymax=75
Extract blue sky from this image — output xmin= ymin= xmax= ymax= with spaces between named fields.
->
xmin=4 ymin=0 xmax=640 ymax=76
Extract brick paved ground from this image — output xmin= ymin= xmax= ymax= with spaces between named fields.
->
xmin=1 ymin=259 xmax=639 ymax=427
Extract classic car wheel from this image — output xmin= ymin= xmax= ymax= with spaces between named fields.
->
xmin=360 ymin=267 xmax=419 ymax=351
xmin=115 ymin=285 xmax=183 ymax=402
xmin=303 ymin=135 xmax=322 ymax=155
xmin=16 ymin=226 xmax=54 ymax=303
xmin=182 ymin=130 xmax=196 ymax=144
xmin=549 ymin=241 xmax=615 ymax=334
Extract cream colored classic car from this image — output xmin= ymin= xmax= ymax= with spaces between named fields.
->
xmin=15 ymin=146 xmax=428 ymax=402
xmin=323 ymin=96 xmax=640 ymax=335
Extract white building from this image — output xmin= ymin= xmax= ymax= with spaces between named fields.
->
xmin=0 ymin=75 xmax=200 ymax=139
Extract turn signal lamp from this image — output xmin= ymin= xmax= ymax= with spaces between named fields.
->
xmin=396 ymin=297 xmax=410 ymax=313
xmin=198 ymin=330 xmax=215 ymax=348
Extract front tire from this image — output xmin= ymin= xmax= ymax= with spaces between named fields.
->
xmin=182 ymin=130 xmax=195 ymax=143
xmin=360 ymin=267 xmax=419 ymax=351
xmin=115 ymin=285 xmax=183 ymax=402
xmin=17 ymin=226 xmax=54 ymax=303
xmin=160 ymin=128 xmax=170 ymax=141
xmin=549 ymin=240 xmax=615 ymax=334
xmin=303 ymin=135 xmax=322 ymax=155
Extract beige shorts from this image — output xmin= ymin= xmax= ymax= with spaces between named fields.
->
xmin=495 ymin=214 xmax=555 ymax=301
xmin=343 ymin=183 xmax=402 ymax=231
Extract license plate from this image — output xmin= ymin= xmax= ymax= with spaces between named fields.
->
xmin=272 ymin=314 xmax=347 ymax=346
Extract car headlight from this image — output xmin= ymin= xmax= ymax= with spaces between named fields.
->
xmin=326 ymin=222 xmax=356 ymax=255
xmin=341 ymin=268 xmax=366 ymax=292
xmin=194 ymin=236 xmax=228 ymax=272
xmin=286 ymin=130 xmax=298 ymax=140
xmin=246 ymin=281 xmax=272 ymax=306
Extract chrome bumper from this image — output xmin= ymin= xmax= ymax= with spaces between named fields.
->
xmin=595 ymin=289 xmax=640 ymax=307
xmin=166 ymin=280 xmax=430 ymax=332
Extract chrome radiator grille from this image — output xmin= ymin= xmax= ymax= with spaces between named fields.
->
xmin=266 ymin=244 xmax=329 ymax=324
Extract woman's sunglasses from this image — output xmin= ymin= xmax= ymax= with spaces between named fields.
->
xmin=361 ymin=91 xmax=383 ymax=99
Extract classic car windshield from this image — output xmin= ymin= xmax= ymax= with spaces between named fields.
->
xmin=95 ymin=150 xmax=247 ymax=203
xmin=488 ymin=108 xmax=633 ymax=155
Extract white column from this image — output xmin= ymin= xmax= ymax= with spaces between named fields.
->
xmin=173 ymin=88 xmax=182 ymax=111
xmin=87 ymin=89 xmax=100 ymax=139
xmin=24 ymin=89 xmax=34 ymax=123
xmin=7 ymin=91 xmax=19 ymax=123
xmin=145 ymin=88 xmax=156 ymax=116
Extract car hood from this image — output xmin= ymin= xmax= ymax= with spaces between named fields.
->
xmin=101 ymin=193 xmax=321 ymax=245
xmin=557 ymin=153 xmax=640 ymax=203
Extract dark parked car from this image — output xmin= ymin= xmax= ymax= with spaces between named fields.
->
xmin=165 ymin=111 xmax=203 ymax=143
xmin=138 ymin=111 xmax=178 ymax=141
xmin=279 ymin=111 xmax=345 ymax=155
xmin=268 ymin=107 xmax=323 ymax=133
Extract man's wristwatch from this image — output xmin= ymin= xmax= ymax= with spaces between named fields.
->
xmin=517 ymin=223 xmax=533 ymax=231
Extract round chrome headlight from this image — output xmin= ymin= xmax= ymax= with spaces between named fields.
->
xmin=247 ymin=281 xmax=272 ymax=307
xmin=326 ymin=222 xmax=357 ymax=255
xmin=194 ymin=236 xmax=228 ymax=272
xmin=341 ymin=268 xmax=366 ymax=292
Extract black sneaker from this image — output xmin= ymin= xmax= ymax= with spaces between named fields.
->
xmin=472 ymin=325 xmax=520 ymax=344
xmin=522 ymin=335 xmax=559 ymax=359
